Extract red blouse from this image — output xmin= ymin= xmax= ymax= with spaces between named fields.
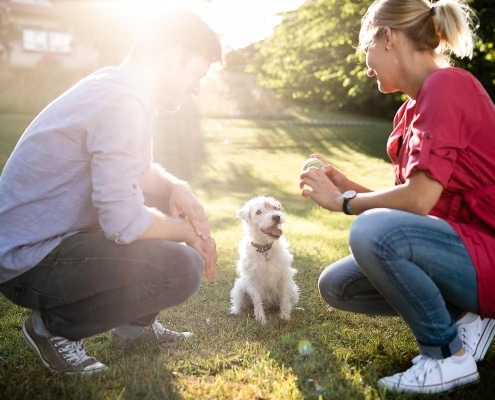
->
xmin=387 ymin=67 xmax=495 ymax=318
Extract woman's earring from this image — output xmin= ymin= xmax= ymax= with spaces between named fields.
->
xmin=386 ymin=46 xmax=389 ymax=51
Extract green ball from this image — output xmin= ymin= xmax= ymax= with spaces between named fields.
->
xmin=298 ymin=340 xmax=314 ymax=356
xmin=301 ymin=158 xmax=325 ymax=172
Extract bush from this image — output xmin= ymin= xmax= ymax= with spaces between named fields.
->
xmin=0 ymin=65 xmax=89 ymax=113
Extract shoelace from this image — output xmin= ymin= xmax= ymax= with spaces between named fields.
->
xmin=148 ymin=321 xmax=182 ymax=338
xmin=51 ymin=336 xmax=89 ymax=366
xmin=402 ymin=356 xmax=437 ymax=384
xmin=458 ymin=327 xmax=470 ymax=348
xmin=458 ymin=326 xmax=478 ymax=350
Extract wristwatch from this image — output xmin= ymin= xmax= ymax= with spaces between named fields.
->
xmin=342 ymin=190 xmax=357 ymax=215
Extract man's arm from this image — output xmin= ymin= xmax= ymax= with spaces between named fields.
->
xmin=140 ymin=163 xmax=217 ymax=278
xmin=141 ymin=162 xmax=184 ymax=198
xmin=138 ymin=209 xmax=216 ymax=278
xmin=141 ymin=162 xmax=211 ymax=239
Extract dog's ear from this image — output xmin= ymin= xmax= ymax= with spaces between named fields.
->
xmin=236 ymin=206 xmax=250 ymax=222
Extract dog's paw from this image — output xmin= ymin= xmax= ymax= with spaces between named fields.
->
xmin=230 ymin=306 xmax=240 ymax=315
xmin=279 ymin=310 xmax=292 ymax=320
xmin=254 ymin=309 xmax=267 ymax=324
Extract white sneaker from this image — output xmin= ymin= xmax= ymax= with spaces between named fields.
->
xmin=143 ymin=320 xmax=193 ymax=345
xmin=377 ymin=354 xmax=479 ymax=394
xmin=457 ymin=312 xmax=495 ymax=362
xmin=111 ymin=320 xmax=192 ymax=348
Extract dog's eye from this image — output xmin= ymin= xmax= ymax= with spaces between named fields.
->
xmin=256 ymin=210 xmax=262 ymax=215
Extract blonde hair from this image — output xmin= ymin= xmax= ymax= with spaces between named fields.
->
xmin=358 ymin=0 xmax=477 ymax=64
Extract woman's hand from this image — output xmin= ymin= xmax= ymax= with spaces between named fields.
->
xmin=300 ymin=166 xmax=344 ymax=211
xmin=309 ymin=154 xmax=351 ymax=192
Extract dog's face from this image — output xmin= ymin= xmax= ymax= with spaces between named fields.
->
xmin=237 ymin=196 xmax=285 ymax=242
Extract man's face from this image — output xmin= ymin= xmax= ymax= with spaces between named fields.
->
xmin=154 ymin=50 xmax=211 ymax=112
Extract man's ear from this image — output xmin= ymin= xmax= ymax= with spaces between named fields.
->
xmin=165 ymin=45 xmax=186 ymax=66
xmin=153 ymin=45 xmax=184 ymax=71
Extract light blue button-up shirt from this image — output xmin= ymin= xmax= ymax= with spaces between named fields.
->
xmin=0 ymin=63 xmax=157 ymax=283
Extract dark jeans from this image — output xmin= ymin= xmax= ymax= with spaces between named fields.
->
xmin=0 ymin=195 xmax=204 ymax=340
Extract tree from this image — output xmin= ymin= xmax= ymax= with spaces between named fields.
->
xmin=233 ymin=0 xmax=494 ymax=118
xmin=0 ymin=5 xmax=20 ymax=64
xmin=238 ymin=0 xmax=401 ymax=117
xmin=455 ymin=0 xmax=495 ymax=100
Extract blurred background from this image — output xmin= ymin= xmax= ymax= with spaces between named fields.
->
xmin=0 ymin=0 xmax=493 ymax=179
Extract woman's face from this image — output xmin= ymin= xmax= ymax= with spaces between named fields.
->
xmin=365 ymin=33 xmax=400 ymax=94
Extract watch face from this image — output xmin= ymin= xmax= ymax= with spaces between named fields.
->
xmin=344 ymin=190 xmax=357 ymax=200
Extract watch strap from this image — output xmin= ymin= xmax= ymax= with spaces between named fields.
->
xmin=343 ymin=198 xmax=352 ymax=215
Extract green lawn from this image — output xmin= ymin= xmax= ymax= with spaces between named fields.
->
xmin=0 ymin=112 xmax=493 ymax=400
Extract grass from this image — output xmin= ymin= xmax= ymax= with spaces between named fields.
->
xmin=0 ymin=106 xmax=494 ymax=399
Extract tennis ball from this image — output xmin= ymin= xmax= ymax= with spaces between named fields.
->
xmin=298 ymin=340 xmax=314 ymax=356
xmin=301 ymin=158 xmax=325 ymax=172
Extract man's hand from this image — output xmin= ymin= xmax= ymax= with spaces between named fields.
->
xmin=187 ymin=235 xmax=217 ymax=278
xmin=168 ymin=181 xmax=211 ymax=240
xmin=141 ymin=163 xmax=211 ymax=239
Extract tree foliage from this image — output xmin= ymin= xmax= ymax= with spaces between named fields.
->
xmin=455 ymin=0 xmax=495 ymax=97
xmin=230 ymin=0 xmax=495 ymax=118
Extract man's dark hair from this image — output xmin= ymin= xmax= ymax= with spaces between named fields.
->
xmin=127 ymin=8 xmax=223 ymax=64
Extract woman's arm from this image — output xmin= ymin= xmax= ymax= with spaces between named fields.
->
xmin=301 ymin=169 xmax=443 ymax=216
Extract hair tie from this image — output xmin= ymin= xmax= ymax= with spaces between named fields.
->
xmin=430 ymin=7 xmax=436 ymax=16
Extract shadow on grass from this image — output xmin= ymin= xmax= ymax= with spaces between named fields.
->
xmin=0 ymin=302 xmax=185 ymax=400
xmin=250 ymin=119 xmax=392 ymax=163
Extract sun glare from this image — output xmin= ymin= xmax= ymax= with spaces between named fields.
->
xmin=107 ymin=0 xmax=306 ymax=50
xmin=117 ymin=0 xmax=203 ymax=21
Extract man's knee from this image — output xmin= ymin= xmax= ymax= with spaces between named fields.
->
xmin=178 ymin=245 xmax=204 ymax=294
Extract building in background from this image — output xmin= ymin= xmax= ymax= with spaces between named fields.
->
xmin=0 ymin=0 xmax=98 ymax=69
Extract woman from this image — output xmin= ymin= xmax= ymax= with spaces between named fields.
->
xmin=300 ymin=0 xmax=495 ymax=394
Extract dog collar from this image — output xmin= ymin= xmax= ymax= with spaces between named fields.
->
xmin=251 ymin=242 xmax=273 ymax=253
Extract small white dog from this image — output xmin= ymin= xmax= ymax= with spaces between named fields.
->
xmin=229 ymin=195 xmax=299 ymax=324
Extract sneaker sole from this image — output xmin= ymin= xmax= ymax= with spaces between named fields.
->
xmin=22 ymin=320 xmax=58 ymax=373
xmin=22 ymin=320 xmax=107 ymax=375
xmin=378 ymin=371 xmax=480 ymax=394
xmin=474 ymin=319 xmax=495 ymax=362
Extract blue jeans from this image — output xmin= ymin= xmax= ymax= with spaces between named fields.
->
xmin=318 ymin=209 xmax=478 ymax=359
xmin=0 ymin=194 xmax=204 ymax=340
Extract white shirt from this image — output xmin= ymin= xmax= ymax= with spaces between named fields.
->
xmin=0 ymin=62 xmax=157 ymax=283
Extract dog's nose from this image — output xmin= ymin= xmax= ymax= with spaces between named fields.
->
xmin=272 ymin=215 xmax=281 ymax=223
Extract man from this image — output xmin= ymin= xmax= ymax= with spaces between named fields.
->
xmin=0 ymin=8 xmax=221 ymax=374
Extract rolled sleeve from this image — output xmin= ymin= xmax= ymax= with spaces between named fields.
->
xmin=87 ymin=95 xmax=154 ymax=244
xmin=404 ymin=128 xmax=456 ymax=187
xmin=111 ymin=205 xmax=154 ymax=244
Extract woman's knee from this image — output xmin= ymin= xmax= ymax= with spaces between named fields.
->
xmin=318 ymin=256 xmax=360 ymax=307
xmin=318 ymin=265 xmax=342 ymax=306
xmin=348 ymin=209 xmax=398 ymax=256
